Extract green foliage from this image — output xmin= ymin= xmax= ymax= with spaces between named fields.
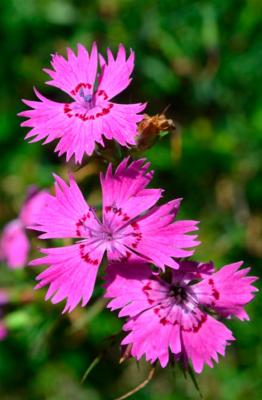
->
xmin=0 ymin=0 xmax=262 ymax=399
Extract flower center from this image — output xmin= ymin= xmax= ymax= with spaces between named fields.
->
xmin=64 ymin=82 xmax=113 ymax=122
xmin=169 ymin=285 xmax=188 ymax=304
xmin=79 ymin=88 xmax=94 ymax=108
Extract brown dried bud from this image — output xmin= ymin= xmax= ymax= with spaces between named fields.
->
xmin=135 ymin=113 xmax=176 ymax=151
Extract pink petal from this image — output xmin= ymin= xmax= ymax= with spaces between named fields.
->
xmin=195 ymin=261 xmax=258 ymax=320
xmin=0 ymin=220 xmax=29 ymax=269
xmin=123 ymin=204 xmax=199 ymax=270
xmin=19 ymin=93 xmax=145 ymax=164
xmin=0 ymin=322 xmax=8 ymax=341
xmin=98 ymin=102 xmax=146 ymax=146
xmin=28 ymin=174 xmax=101 ymax=240
xmin=19 ymin=88 xmax=68 ymax=142
xmin=20 ymin=189 xmax=49 ymax=226
xmin=104 ymin=259 xmax=153 ymax=313
xmin=122 ymin=309 xmax=174 ymax=367
xmin=31 ymin=243 xmax=103 ymax=312
xmin=101 ymin=157 xmax=162 ymax=231
xmin=98 ymin=44 xmax=135 ymax=100
xmin=181 ymin=314 xmax=234 ymax=373
xmin=171 ymin=260 xmax=215 ymax=283
xmin=44 ymin=42 xmax=98 ymax=97
xmin=105 ymin=261 xmax=180 ymax=366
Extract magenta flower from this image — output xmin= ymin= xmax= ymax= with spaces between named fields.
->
xmin=19 ymin=43 xmax=146 ymax=163
xmin=30 ymin=158 xmax=199 ymax=312
xmin=0 ymin=189 xmax=48 ymax=269
xmin=0 ymin=323 xmax=7 ymax=341
xmin=20 ymin=187 xmax=49 ymax=226
xmin=0 ymin=290 xmax=8 ymax=341
xmin=104 ymin=259 xmax=257 ymax=373
xmin=0 ymin=220 xmax=29 ymax=269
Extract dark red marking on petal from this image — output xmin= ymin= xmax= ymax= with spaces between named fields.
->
xmin=154 ymin=307 xmax=160 ymax=315
xmin=193 ymin=313 xmax=207 ymax=332
xmin=79 ymin=246 xmax=99 ymax=266
xmin=106 ymin=206 xmax=130 ymax=223
xmin=102 ymin=108 xmax=109 ymax=115
xmin=160 ymin=317 xmax=171 ymax=326
xmin=130 ymin=224 xmax=142 ymax=248
xmin=64 ymin=101 xmax=113 ymax=122
xmin=71 ymin=82 xmax=92 ymax=96
xmin=75 ymin=213 xmax=91 ymax=236
xmin=208 ymin=278 xmax=220 ymax=300
xmin=143 ymin=283 xmax=152 ymax=292
xmin=132 ymin=232 xmax=142 ymax=239
xmin=131 ymin=222 xmax=139 ymax=230
xmin=181 ymin=313 xmax=207 ymax=333
xmin=97 ymin=89 xmax=108 ymax=100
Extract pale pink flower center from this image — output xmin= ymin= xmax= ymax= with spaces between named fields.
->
xmin=64 ymin=82 xmax=114 ymax=122
xmin=76 ymin=208 xmax=142 ymax=259
xmin=143 ymin=280 xmax=207 ymax=331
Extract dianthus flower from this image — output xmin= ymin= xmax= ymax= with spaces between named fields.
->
xmin=19 ymin=43 xmax=146 ymax=163
xmin=30 ymin=158 xmax=199 ymax=312
xmin=104 ymin=258 xmax=257 ymax=373
xmin=0 ymin=290 xmax=8 ymax=341
xmin=0 ymin=188 xmax=48 ymax=269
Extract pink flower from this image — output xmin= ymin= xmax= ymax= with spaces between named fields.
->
xmin=0 ymin=290 xmax=9 ymax=341
xmin=0 ymin=220 xmax=29 ymax=269
xmin=0 ymin=189 xmax=48 ymax=269
xmin=104 ymin=259 xmax=257 ymax=373
xmin=19 ymin=43 xmax=146 ymax=163
xmin=30 ymin=158 xmax=199 ymax=312
xmin=20 ymin=187 xmax=49 ymax=226
xmin=0 ymin=323 xmax=7 ymax=341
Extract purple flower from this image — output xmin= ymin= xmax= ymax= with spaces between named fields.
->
xmin=0 ymin=189 xmax=48 ymax=269
xmin=19 ymin=43 xmax=146 ymax=163
xmin=104 ymin=259 xmax=257 ymax=373
xmin=30 ymin=158 xmax=199 ymax=312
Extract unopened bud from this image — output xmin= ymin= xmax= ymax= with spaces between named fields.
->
xmin=135 ymin=113 xmax=176 ymax=151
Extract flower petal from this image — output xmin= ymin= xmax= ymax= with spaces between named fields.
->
xmin=0 ymin=220 xmax=29 ymax=269
xmin=19 ymin=88 xmax=68 ymax=140
xmin=98 ymin=44 xmax=135 ymax=99
xmin=31 ymin=243 xmax=104 ymax=312
xmin=181 ymin=314 xmax=234 ymax=373
xmin=123 ymin=203 xmax=199 ymax=270
xmin=101 ymin=157 xmax=162 ymax=231
xmin=195 ymin=261 xmax=258 ymax=320
xmin=20 ymin=189 xmax=49 ymax=226
xmin=44 ymin=42 xmax=98 ymax=98
xmin=29 ymin=174 xmax=101 ymax=239
xmin=104 ymin=259 xmax=153 ymax=314
xmin=122 ymin=310 xmax=175 ymax=367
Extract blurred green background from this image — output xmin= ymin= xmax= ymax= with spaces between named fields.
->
xmin=0 ymin=0 xmax=261 ymax=399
